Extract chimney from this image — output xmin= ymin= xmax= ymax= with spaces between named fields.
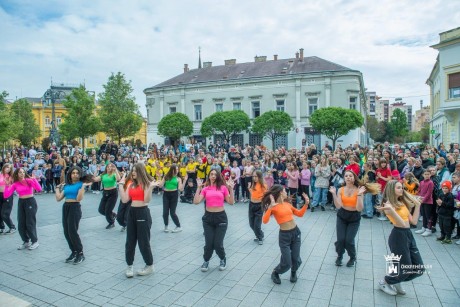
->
xmin=420 ymin=99 xmax=423 ymax=109
xmin=299 ymin=48 xmax=304 ymax=61
xmin=183 ymin=64 xmax=189 ymax=73
xmin=274 ymin=54 xmax=278 ymax=61
xmin=224 ymin=59 xmax=236 ymax=66
xmin=254 ymin=56 xmax=267 ymax=62
xmin=203 ymin=62 xmax=212 ymax=68
xmin=295 ymin=52 xmax=299 ymax=60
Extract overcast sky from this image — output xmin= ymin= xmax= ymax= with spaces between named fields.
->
xmin=1 ymin=0 xmax=459 ymax=116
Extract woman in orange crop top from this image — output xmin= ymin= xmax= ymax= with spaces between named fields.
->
xmin=376 ymin=180 xmax=423 ymax=297
xmin=329 ymin=170 xmax=380 ymax=267
xmin=248 ymin=170 xmax=267 ymax=245
xmin=118 ymin=163 xmax=157 ymax=278
xmin=261 ymin=184 xmax=309 ymax=285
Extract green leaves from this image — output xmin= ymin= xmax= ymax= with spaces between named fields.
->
xmin=389 ymin=108 xmax=409 ymax=140
xmin=157 ymin=113 xmax=193 ymax=143
xmin=200 ymin=110 xmax=250 ymax=142
xmin=251 ymin=111 xmax=294 ymax=148
xmin=10 ymin=98 xmax=40 ymax=146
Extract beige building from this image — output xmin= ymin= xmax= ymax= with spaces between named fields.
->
xmin=413 ymin=104 xmax=430 ymax=131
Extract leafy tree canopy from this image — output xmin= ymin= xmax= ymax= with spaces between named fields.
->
xmin=251 ymin=111 xmax=294 ymax=149
xmin=10 ymin=98 xmax=40 ymax=146
xmin=389 ymin=108 xmax=409 ymax=140
xmin=157 ymin=113 xmax=193 ymax=145
xmin=310 ymin=107 xmax=363 ymax=149
xmin=200 ymin=110 xmax=250 ymax=142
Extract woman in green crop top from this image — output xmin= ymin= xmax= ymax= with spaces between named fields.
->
xmin=93 ymin=163 xmax=121 ymax=229
xmin=159 ymin=164 xmax=186 ymax=233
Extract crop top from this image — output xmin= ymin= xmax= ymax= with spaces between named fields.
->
xmin=63 ymin=182 xmax=83 ymax=200
xmin=201 ymin=185 xmax=229 ymax=207
xmin=251 ymin=183 xmax=266 ymax=201
xmin=128 ymin=184 xmax=145 ymax=201
xmin=0 ymin=174 xmax=10 ymax=187
xmin=387 ymin=205 xmax=410 ymax=225
xmin=340 ymin=188 xmax=358 ymax=208
xmin=3 ymin=178 xmax=42 ymax=198
xmin=263 ymin=202 xmax=307 ymax=225
xmin=164 ymin=177 xmax=179 ymax=190
xmin=101 ymin=174 xmax=117 ymax=188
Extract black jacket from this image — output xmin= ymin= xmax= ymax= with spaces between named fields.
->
xmin=436 ymin=191 xmax=455 ymax=217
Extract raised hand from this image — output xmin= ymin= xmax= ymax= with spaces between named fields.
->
xmin=226 ymin=178 xmax=235 ymax=190
xmin=358 ymin=186 xmax=366 ymax=195
xmin=329 ymin=186 xmax=336 ymax=194
xmin=302 ymin=193 xmax=310 ymax=205
xmin=196 ymin=178 xmax=203 ymax=188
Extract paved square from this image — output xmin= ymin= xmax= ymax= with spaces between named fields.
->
xmin=0 ymin=192 xmax=459 ymax=306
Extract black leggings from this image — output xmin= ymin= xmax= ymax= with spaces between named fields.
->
xmin=63 ymin=202 xmax=83 ymax=253
xmin=17 ymin=197 xmax=38 ymax=243
xmin=125 ymin=206 xmax=153 ymax=266
xmin=202 ymin=211 xmax=228 ymax=261
xmin=163 ymin=190 xmax=180 ymax=227
xmin=0 ymin=192 xmax=15 ymax=230
xmin=98 ymin=189 xmax=118 ymax=224
xmin=335 ymin=208 xmax=361 ymax=259
xmin=421 ymin=203 xmax=433 ymax=229
xmin=248 ymin=202 xmax=264 ymax=240
xmin=117 ymin=200 xmax=132 ymax=227
xmin=274 ymin=226 xmax=302 ymax=274
xmin=289 ymin=187 xmax=298 ymax=208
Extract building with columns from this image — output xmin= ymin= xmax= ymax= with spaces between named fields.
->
xmin=144 ymin=49 xmax=367 ymax=149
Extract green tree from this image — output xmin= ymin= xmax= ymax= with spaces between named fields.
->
xmin=200 ymin=110 xmax=251 ymax=143
xmin=389 ymin=109 xmax=409 ymax=142
xmin=98 ymin=72 xmax=143 ymax=144
xmin=10 ymin=98 xmax=40 ymax=146
xmin=310 ymin=107 xmax=364 ymax=150
xmin=251 ymin=111 xmax=294 ymax=149
xmin=0 ymin=91 xmax=8 ymax=107
xmin=0 ymin=92 xmax=23 ymax=156
xmin=59 ymin=85 xmax=101 ymax=152
xmin=157 ymin=113 xmax=193 ymax=146
xmin=420 ymin=122 xmax=430 ymax=143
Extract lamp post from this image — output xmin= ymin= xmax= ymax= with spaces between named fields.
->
xmin=43 ymin=88 xmax=66 ymax=146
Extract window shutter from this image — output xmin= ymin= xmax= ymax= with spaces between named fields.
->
xmin=449 ymin=72 xmax=460 ymax=88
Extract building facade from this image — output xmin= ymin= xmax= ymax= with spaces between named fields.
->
xmin=427 ymin=27 xmax=460 ymax=147
xmin=413 ymin=105 xmax=430 ymax=131
xmin=144 ymin=50 xmax=367 ymax=150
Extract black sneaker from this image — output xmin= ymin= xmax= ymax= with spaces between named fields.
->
xmin=271 ymin=271 xmax=281 ymax=284
xmin=311 ymin=207 xmax=315 ymax=212
xmin=346 ymin=258 xmax=356 ymax=267
xmin=219 ymin=258 xmax=227 ymax=271
xmin=73 ymin=253 xmax=85 ymax=265
xmin=66 ymin=252 xmax=77 ymax=263
xmin=321 ymin=206 xmax=325 ymax=211
xmin=106 ymin=223 xmax=115 ymax=229
xmin=437 ymin=236 xmax=445 ymax=241
xmin=201 ymin=261 xmax=209 ymax=272
xmin=290 ymin=270 xmax=298 ymax=283
xmin=453 ymin=235 xmax=460 ymax=240
xmin=431 ymin=228 xmax=437 ymax=233
xmin=335 ymin=257 xmax=343 ymax=266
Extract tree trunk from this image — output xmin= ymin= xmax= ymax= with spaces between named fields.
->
xmin=271 ymin=136 xmax=276 ymax=151
xmin=332 ymin=138 xmax=337 ymax=151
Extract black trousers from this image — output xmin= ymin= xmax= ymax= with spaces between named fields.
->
xmin=274 ymin=226 xmax=302 ymax=274
xmin=233 ymin=183 xmax=240 ymax=201
xmin=385 ymin=227 xmax=424 ymax=285
xmin=116 ymin=200 xmax=132 ymax=227
xmin=242 ymin=178 xmax=251 ymax=199
xmin=438 ymin=215 xmax=452 ymax=239
xmin=335 ymin=208 xmax=361 ymax=259
xmin=17 ymin=198 xmax=38 ymax=243
xmin=98 ymin=189 xmax=118 ymax=224
xmin=163 ymin=191 xmax=180 ymax=227
xmin=288 ymin=187 xmax=298 ymax=208
xmin=0 ymin=192 xmax=15 ymax=230
xmin=300 ymin=185 xmax=309 ymax=199
xmin=421 ymin=203 xmax=433 ymax=229
xmin=125 ymin=206 xmax=153 ymax=266
xmin=62 ymin=202 xmax=83 ymax=253
xmin=45 ymin=179 xmax=54 ymax=193
xmin=248 ymin=202 xmax=264 ymax=240
xmin=431 ymin=204 xmax=438 ymax=228
xmin=202 ymin=211 xmax=228 ymax=261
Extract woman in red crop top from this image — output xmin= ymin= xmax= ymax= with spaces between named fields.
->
xmin=118 ymin=163 xmax=157 ymax=278
xmin=0 ymin=163 xmax=15 ymax=235
xmin=193 ymin=169 xmax=234 ymax=272
xmin=376 ymin=180 xmax=423 ymax=296
xmin=261 ymin=185 xmax=309 ymax=285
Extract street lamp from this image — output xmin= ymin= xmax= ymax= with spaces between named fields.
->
xmin=43 ymin=88 xmax=66 ymax=146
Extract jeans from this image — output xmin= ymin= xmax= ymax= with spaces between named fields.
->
xmin=125 ymin=206 xmax=153 ymax=266
xmin=98 ymin=189 xmax=118 ymax=224
xmin=248 ymin=202 xmax=264 ymax=240
xmin=335 ymin=208 xmax=361 ymax=259
xmin=363 ymin=193 xmax=374 ymax=217
xmin=385 ymin=227 xmax=424 ymax=285
xmin=62 ymin=202 xmax=83 ymax=253
xmin=312 ymin=187 xmax=328 ymax=207
xmin=274 ymin=226 xmax=302 ymax=274
xmin=17 ymin=198 xmax=38 ymax=243
xmin=163 ymin=191 xmax=180 ymax=227
xmin=202 ymin=211 xmax=228 ymax=261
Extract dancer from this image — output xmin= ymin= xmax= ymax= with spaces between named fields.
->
xmin=158 ymin=164 xmax=185 ymax=233
xmin=116 ymin=171 xmax=132 ymax=232
xmin=55 ymin=166 xmax=92 ymax=264
xmin=377 ymin=180 xmax=423 ymax=296
xmin=0 ymin=164 xmax=16 ymax=234
xmin=193 ymin=169 xmax=234 ymax=272
xmin=330 ymin=170 xmax=380 ymax=267
xmin=262 ymin=185 xmax=309 ymax=284
xmin=4 ymin=168 xmax=42 ymax=250
xmin=248 ymin=170 xmax=267 ymax=245
xmin=93 ymin=163 xmax=121 ymax=229
xmin=118 ymin=163 xmax=156 ymax=278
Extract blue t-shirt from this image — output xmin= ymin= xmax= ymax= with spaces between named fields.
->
xmin=63 ymin=182 xmax=83 ymax=200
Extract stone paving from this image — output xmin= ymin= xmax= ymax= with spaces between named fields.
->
xmin=0 ymin=192 xmax=459 ymax=306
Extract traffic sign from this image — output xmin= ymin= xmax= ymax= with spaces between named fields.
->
xmin=430 ymin=129 xmax=436 ymax=134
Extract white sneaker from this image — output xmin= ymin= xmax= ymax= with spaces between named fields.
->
xmin=137 ymin=265 xmax=154 ymax=276
xmin=415 ymin=227 xmax=426 ymax=234
xmin=392 ymin=283 xmax=406 ymax=295
xmin=18 ymin=242 xmax=31 ymax=250
xmin=126 ymin=265 xmax=134 ymax=278
xmin=418 ymin=217 xmax=423 ymax=222
xmin=120 ymin=226 xmax=126 ymax=232
xmin=28 ymin=242 xmax=39 ymax=250
xmin=172 ymin=227 xmax=182 ymax=233
xmin=378 ymin=216 xmax=388 ymax=221
xmin=164 ymin=226 xmax=171 ymax=233
xmin=379 ymin=280 xmax=397 ymax=296
xmin=95 ymin=191 xmax=100 ymax=194
xmin=92 ymin=191 xmax=96 ymax=194
xmin=421 ymin=230 xmax=432 ymax=237
xmin=456 ymin=240 xmax=460 ymax=245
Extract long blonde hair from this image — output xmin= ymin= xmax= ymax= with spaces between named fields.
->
xmin=381 ymin=180 xmax=419 ymax=210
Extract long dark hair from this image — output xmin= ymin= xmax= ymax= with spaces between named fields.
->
xmin=164 ymin=164 xmax=178 ymax=181
xmin=65 ymin=166 xmax=94 ymax=184
xmin=205 ymin=169 xmax=225 ymax=190
xmin=12 ymin=167 xmax=31 ymax=182
xmin=261 ymin=184 xmax=285 ymax=211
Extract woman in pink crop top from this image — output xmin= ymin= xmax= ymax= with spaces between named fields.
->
xmin=0 ymin=164 xmax=16 ymax=234
xmin=4 ymin=168 xmax=42 ymax=250
xmin=193 ymin=169 xmax=235 ymax=272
